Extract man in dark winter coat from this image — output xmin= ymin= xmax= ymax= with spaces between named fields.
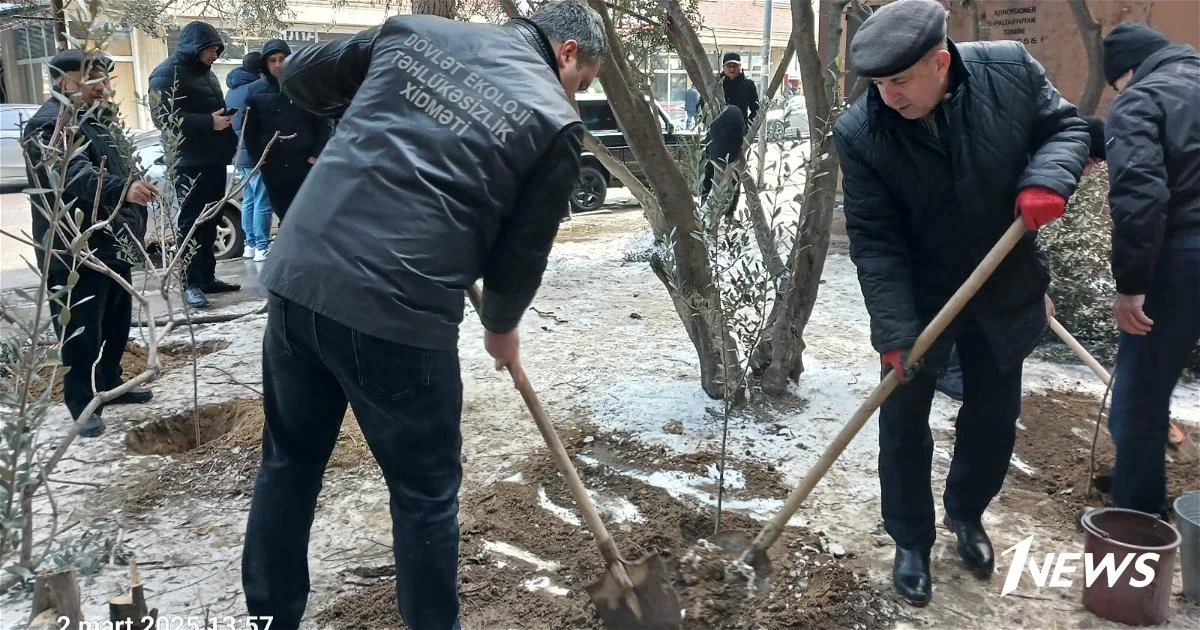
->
xmin=148 ymin=20 xmax=239 ymax=309
xmin=1099 ymin=22 xmax=1200 ymax=521
xmin=225 ymin=52 xmax=274 ymax=261
xmin=833 ymin=0 xmax=1089 ymax=606
xmin=235 ymin=39 xmax=330 ymax=222
xmin=700 ymin=52 xmax=760 ymax=124
xmin=240 ymin=1 xmax=606 ymax=628
xmin=700 ymin=104 xmax=746 ymax=219
xmin=22 ymin=50 xmax=157 ymax=438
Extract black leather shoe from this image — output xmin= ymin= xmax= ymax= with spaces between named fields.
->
xmin=77 ymin=414 xmax=105 ymax=438
xmin=893 ymin=547 xmax=932 ymax=607
xmin=944 ymin=515 xmax=994 ymax=579
xmin=185 ymin=287 xmax=209 ymax=309
xmin=110 ymin=388 xmax=153 ymax=405
xmin=201 ymin=279 xmax=241 ymax=293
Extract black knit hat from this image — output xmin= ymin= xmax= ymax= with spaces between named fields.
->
xmin=242 ymin=51 xmax=263 ymax=71
xmin=1082 ymin=115 xmax=1106 ymax=160
xmin=1102 ymin=22 xmax=1170 ymax=85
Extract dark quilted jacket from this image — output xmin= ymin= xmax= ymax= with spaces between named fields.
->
xmin=833 ymin=40 xmax=1090 ymax=372
xmin=1106 ymin=43 xmax=1200 ymax=295
xmin=147 ymin=21 xmax=237 ymax=166
xmin=235 ymin=40 xmax=331 ymax=165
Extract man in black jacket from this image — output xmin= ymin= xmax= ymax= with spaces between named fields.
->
xmin=700 ymin=51 xmax=760 ymax=124
xmin=22 ymin=50 xmax=157 ymax=438
xmin=148 ymin=20 xmax=239 ymax=309
xmin=240 ymin=2 xmax=606 ymax=628
xmin=833 ymin=0 xmax=1089 ymax=606
xmin=235 ymin=39 xmax=330 ymax=222
xmin=1100 ymin=23 xmax=1200 ymax=521
xmin=700 ymin=104 xmax=746 ymax=219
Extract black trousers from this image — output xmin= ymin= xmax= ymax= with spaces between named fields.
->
xmin=177 ymin=165 xmax=226 ymax=288
xmin=47 ymin=266 xmax=133 ymax=419
xmin=701 ymin=159 xmax=741 ymax=219
xmin=243 ymin=293 xmax=463 ymax=630
xmin=261 ymin=161 xmax=312 ymax=223
xmin=878 ymin=316 xmax=1023 ymax=550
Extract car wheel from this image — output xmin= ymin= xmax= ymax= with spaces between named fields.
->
xmin=767 ymin=121 xmax=787 ymax=142
xmin=570 ymin=165 xmax=607 ymax=213
xmin=214 ymin=205 xmax=245 ymax=261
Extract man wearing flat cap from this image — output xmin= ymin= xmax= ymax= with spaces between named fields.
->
xmin=833 ymin=0 xmax=1089 ymax=606
xmin=1098 ymin=23 xmax=1200 ymax=524
xmin=22 ymin=50 xmax=158 ymax=438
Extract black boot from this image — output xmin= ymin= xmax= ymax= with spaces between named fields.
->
xmin=201 ymin=279 xmax=241 ymax=293
xmin=893 ymin=547 xmax=932 ymax=606
xmin=944 ymin=515 xmax=994 ymax=579
xmin=185 ymin=287 xmax=209 ymax=309
xmin=76 ymin=413 xmax=105 ymax=438
xmin=110 ymin=388 xmax=153 ymax=405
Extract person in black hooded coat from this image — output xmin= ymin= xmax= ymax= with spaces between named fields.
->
xmin=235 ymin=39 xmax=331 ymax=221
xmin=148 ymin=20 xmax=240 ymax=309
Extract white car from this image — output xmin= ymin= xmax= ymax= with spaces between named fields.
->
xmin=764 ymin=95 xmax=810 ymax=141
xmin=130 ymin=130 xmax=247 ymax=261
xmin=1 ymin=104 xmax=42 ymax=187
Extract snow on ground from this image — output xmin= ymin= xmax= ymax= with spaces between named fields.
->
xmin=3 ymin=206 xmax=1198 ymax=629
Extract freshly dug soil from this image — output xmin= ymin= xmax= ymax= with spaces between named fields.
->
xmin=12 ymin=339 xmax=230 ymax=402
xmin=1004 ymin=389 xmax=1199 ymax=527
xmin=315 ymin=431 xmax=897 ymax=630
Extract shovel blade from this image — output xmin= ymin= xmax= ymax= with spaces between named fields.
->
xmin=585 ymin=554 xmax=681 ymax=630
xmin=711 ymin=529 xmax=772 ymax=578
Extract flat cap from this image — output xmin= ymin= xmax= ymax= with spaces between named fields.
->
xmin=48 ymin=49 xmax=114 ymax=78
xmin=850 ymin=0 xmax=948 ymax=79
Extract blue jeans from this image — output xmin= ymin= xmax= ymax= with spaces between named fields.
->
xmin=238 ymin=167 xmax=273 ymax=250
xmin=243 ymin=293 xmax=463 ymax=630
xmin=1108 ymin=238 xmax=1200 ymax=519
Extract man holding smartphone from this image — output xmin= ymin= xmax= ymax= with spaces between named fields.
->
xmin=148 ymin=20 xmax=240 ymax=309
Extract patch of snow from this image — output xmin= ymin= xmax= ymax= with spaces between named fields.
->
xmin=522 ymin=576 xmax=571 ymax=596
xmin=538 ymin=486 xmax=582 ymax=526
xmin=1009 ymin=455 xmax=1036 ymax=476
xmin=483 ymin=540 xmax=560 ymax=572
xmin=589 ymin=491 xmax=645 ymax=524
xmin=705 ymin=464 xmax=746 ymax=490
xmin=503 ymin=471 xmax=524 ymax=483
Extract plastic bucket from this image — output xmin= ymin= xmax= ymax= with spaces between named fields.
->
xmin=1176 ymin=491 xmax=1200 ymax=603
xmin=1081 ymin=507 xmax=1181 ymax=626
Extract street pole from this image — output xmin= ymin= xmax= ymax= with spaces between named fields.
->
xmin=756 ymin=0 xmax=773 ymax=187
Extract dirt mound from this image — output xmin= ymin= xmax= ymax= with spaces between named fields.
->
xmin=1006 ymin=389 xmax=1199 ymax=526
xmin=315 ymin=434 xmax=897 ymax=630
xmin=120 ymin=400 xmax=373 ymax=514
xmin=13 ymin=339 xmax=230 ymax=403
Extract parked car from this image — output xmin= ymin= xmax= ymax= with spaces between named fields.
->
xmin=572 ymin=93 xmax=698 ymax=213
xmin=131 ymin=130 xmax=250 ymax=261
xmin=0 ymin=104 xmax=42 ymax=187
xmin=764 ymin=95 xmax=810 ymax=141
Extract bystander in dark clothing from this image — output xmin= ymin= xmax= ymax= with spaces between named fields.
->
xmin=22 ymin=50 xmax=155 ymax=438
xmin=148 ymin=20 xmax=239 ymax=308
xmin=700 ymin=104 xmax=746 ymax=219
xmin=1100 ymin=23 xmax=1200 ymax=521
xmin=226 ymin=52 xmax=274 ymax=259
xmin=700 ymin=52 xmax=760 ymax=124
xmin=239 ymin=3 xmax=605 ymax=628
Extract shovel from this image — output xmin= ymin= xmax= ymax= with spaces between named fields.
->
xmin=1048 ymin=317 xmax=1188 ymax=447
xmin=725 ymin=218 xmax=1030 ymax=575
xmin=466 ymin=284 xmax=682 ymax=630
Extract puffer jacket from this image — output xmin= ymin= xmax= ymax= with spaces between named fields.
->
xmin=235 ymin=39 xmax=331 ymax=165
xmin=225 ymin=66 xmax=259 ymax=168
xmin=700 ymin=72 xmax=760 ymax=124
xmin=261 ymin=15 xmax=583 ymax=351
xmin=833 ymin=39 xmax=1090 ymax=372
xmin=1106 ymin=43 xmax=1200 ymax=295
xmin=147 ymin=21 xmax=236 ymax=166
xmin=22 ymin=100 xmax=148 ymax=274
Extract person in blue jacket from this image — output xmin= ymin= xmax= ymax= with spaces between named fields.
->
xmin=225 ymin=52 xmax=274 ymax=261
xmin=234 ymin=39 xmax=330 ymax=222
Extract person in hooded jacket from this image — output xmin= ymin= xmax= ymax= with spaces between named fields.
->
xmin=235 ymin=39 xmax=330 ymax=222
xmin=148 ymin=20 xmax=240 ymax=309
xmin=22 ymin=50 xmax=158 ymax=438
xmin=700 ymin=104 xmax=746 ymax=219
xmin=225 ymin=51 xmax=274 ymax=262
xmin=1096 ymin=22 xmax=1200 ymax=522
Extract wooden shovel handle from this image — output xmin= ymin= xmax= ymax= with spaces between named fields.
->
xmin=1048 ymin=316 xmax=1112 ymax=385
xmin=466 ymin=285 xmax=633 ymax=584
xmin=746 ymin=218 xmax=1029 ymax=560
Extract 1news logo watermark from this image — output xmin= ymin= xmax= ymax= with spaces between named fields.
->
xmin=999 ymin=535 xmax=1161 ymax=596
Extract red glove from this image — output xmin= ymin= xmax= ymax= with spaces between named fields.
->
xmin=882 ymin=349 xmax=910 ymax=383
xmin=1015 ymin=186 xmax=1066 ymax=230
